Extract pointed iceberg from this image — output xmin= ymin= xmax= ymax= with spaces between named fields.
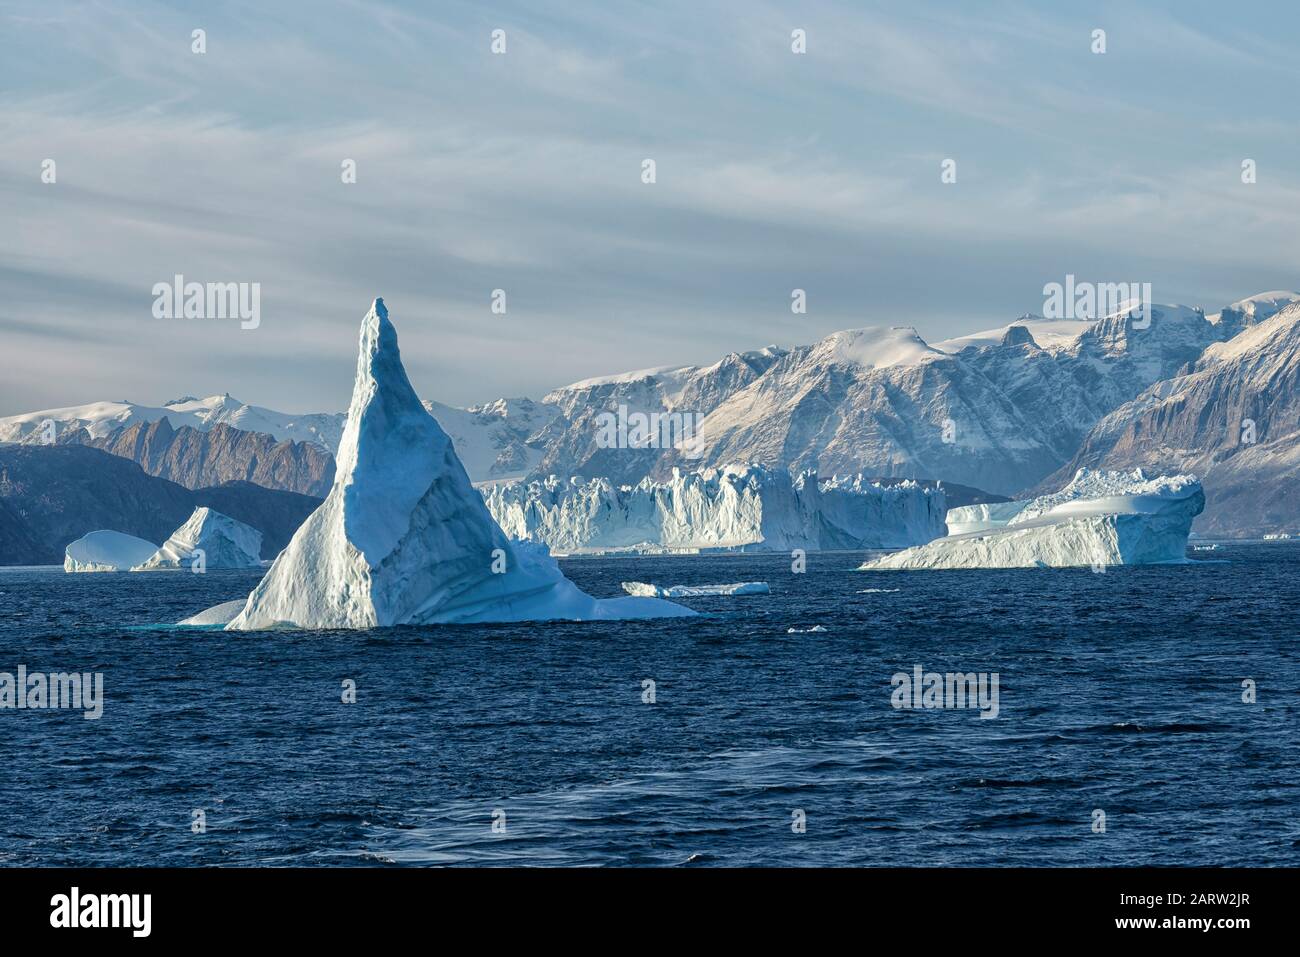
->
xmin=223 ymin=299 xmax=693 ymax=629
xmin=134 ymin=507 xmax=263 ymax=570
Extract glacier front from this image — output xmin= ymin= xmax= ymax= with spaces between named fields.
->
xmin=482 ymin=466 xmax=946 ymax=554
xmin=219 ymin=299 xmax=693 ymax=629
xmin=860 ymin=469 xmax=1204 ymax=570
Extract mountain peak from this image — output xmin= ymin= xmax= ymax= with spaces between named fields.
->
xmin=1000 ymin=324 xmax=1037 ymax=348
xmin=813 ymin=326 xmax=940 ymax=370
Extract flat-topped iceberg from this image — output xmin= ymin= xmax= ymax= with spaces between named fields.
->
xmin=483 ymin=466 xmax=946 ymax=554
xmin=621 ymin=581 xmax=770 ymax=597
xmin=64 ymin=530 xmax=159 ymax=573
xmin=215 ymin=299 xmax=693 ymax=629
xmin=861 ymin=468 xmax=1204 ymax=570
xmin=134 ymin=507 xmax=263 ymax=570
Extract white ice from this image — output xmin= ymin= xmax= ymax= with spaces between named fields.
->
xmin=211 ymin=299 xmax=693 ymax=629
xmin=134 ymin=507 xmax=263 ymax=570
xmin=861 ymin=468 xmax=1204 ymax=570
xmin=64 ymin=530 xmax=159 ymax=572
xmin=484 ymin=466 xmax=945 ymax=554
xmin=621 ymin=581 xmax=770 ymax=597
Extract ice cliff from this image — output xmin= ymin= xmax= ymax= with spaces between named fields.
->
xmin=943 ymin=501 xmax=1028 ymax=535
xmin=134 ymin=507 xmax=263 ymax=570
xmin=482 ymin=466 xmax=946 ymax=553
xmin=861 ymin=468 xmax=1204 ymax=569
xmin=219 ymin=300 xmax=693 ymax=628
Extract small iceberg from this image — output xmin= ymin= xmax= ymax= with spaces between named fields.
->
xmin=860 ymin=469 xmax=1204 ymax=570
xmin=178 ymin=599 xmax=248 ymax=626
xmin=64 ymin=530 xmax=159 ymax=573
xmin=787 ymin=625 xmax=828 ymax=633
xmin=201 ymin=299 xmax=694 ymax=629
xmin=134 ymin=507 xmax=263 ymax=570
xmin=621 ymin=581 xmax=770 ymax=598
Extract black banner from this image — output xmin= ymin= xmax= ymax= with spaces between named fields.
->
xmin=0 ymin=866 xmax=1285 ymax=942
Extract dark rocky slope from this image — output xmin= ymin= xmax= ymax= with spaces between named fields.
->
xmin=0 ymin=445 xmax=321 ymax=564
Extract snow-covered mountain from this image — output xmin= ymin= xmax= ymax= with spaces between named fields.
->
xmin=1041 ymin=300 xmax=1300 ymax=537
xmin=676 ymin=305 xmax=1215 ymax=495
xmin=1207 ymin=291 xmax=1300 ymax=340
xmin=0 ymin=394 xmax=345 ymax=452
xmin=482 ymin=464 xmax=946 ymax=553
xmin=0 ymin=392 xmax=558 ymax=486
xmin=6 ymin=290 xmax=1293 ymax=526
xmin=529 ymin=347 xmax=788 ymax=485
xmin=421 ymin=397 xmax=557 ymax=482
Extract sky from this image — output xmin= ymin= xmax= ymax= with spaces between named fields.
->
xmin=2 ymin=0 xmax=1299 ymax=415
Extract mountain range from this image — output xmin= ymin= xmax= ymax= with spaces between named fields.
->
xmin=1037 ymin=298 xmax=1300 ymax=537
xmin=3 ymin=289 xmax=1298 ymax=543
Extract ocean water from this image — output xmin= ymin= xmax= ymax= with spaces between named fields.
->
xmin=0 ymin=545 xmax=1296 ymax=867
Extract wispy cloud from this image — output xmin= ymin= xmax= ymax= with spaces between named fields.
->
xmin=1 ymin=0 xmax=1297 ymax=415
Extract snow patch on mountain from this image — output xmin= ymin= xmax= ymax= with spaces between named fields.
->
xmin=933 ymin=316 xmax=1097 ymax=354
xmin=810 ymin=327 xmax=943 ymax=369
xmin=482 ymin=464 xmax=946 ymax=553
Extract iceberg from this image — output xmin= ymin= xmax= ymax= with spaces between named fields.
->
xmin=64 ymin=530 xmax=159 ymax=573
xmin=133 ymin=507 xmax=263 ymax=570
xmin=482 ymin=466 xmax=946 ymax=554
xmin=220 ymin=299 xmax=693 ymax=629
xmin=943 ymin=500 xmax=1027 ymax=535
xmin=621 ymin=581 xmax=770 ymax=597
xmin=860 ymin=469 xmax=1204 ymax=570
xmin=178 ymin=599 xmax=248 ymax=626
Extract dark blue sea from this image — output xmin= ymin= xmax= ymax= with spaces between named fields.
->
xmin=1 ymin=545 xmax=1296 ymax=867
